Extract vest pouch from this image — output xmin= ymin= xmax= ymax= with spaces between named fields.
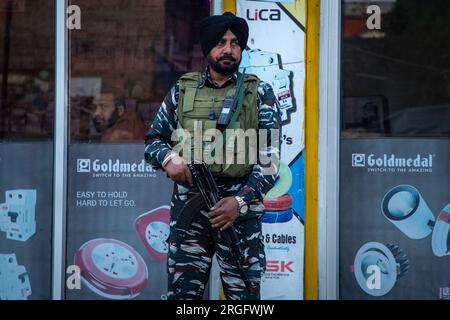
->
xmin=222 ymin=121 xmax=253 ymax=178
xmin=181 ymin=119 xmax=222 ymax=175
xmin=203 ymin=120 xmax=222 ymax=174
xmin=181 ymin=87 xmax=196 ymax=113
xmin=183 ymin=97 xmax=216 ymax=119
xmin=182 ymin=118 xmax=203 ymax=163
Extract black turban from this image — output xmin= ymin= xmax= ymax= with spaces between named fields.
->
xmin=199 ymin=12 xmax=249 ymax=57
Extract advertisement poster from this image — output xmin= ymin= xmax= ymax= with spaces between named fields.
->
xmin=0 ymin=142 xmax=53 ymax=300
xmin=66 ymin=144 xmax=173 ymax=300
xmin=238 ymin=0 xmax=306 ymax=300
xmin=231 ymin=0 xmax=306 ymax=300
xmin=340 ymin=139 xmax=450 ymax=300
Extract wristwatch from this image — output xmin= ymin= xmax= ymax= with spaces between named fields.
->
xmin=235 ymin=196 xmax=249 ymax=215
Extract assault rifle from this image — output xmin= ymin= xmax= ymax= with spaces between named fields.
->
xmin=176 ymin=161 xmax=256 ymax=295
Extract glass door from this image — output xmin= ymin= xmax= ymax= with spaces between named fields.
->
xmin=65 ymin=0 xmax=210 ymax=300
xmin=0 ymin=0 xmax=55 ymax=300
xmin=339 ymin=0 xmax=450 ymax=300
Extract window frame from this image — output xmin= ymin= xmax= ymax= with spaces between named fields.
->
xmin=318 ymin=0 xmax=341 ymax=300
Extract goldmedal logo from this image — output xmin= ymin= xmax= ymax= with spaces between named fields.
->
xmin=77 ymin=159 xmax=91 ymax=172
xmin=76 ymin=159 xmax=156 ymax=178
xmin=352 ymin=154 xmax=366 ymax=167
xmin=352 ymin=153 xmax=435 ymax=173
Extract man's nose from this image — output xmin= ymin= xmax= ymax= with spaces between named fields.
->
xmin=222 ymin=42 xmax=233 ymax=54
xmin=93 ymin=105 xmax=101 ymax=117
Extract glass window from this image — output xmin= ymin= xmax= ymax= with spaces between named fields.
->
xmin=341 ymin=0 xmax=450 ymax=138
xmin=0 ymin=0 xmax=54 ymax=300
xmin=65 ymin=0 xmax=210 ymax=300
xmin=340 ymin=0 xmax=450 ymax=300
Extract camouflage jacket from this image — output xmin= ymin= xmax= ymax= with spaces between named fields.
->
xmin=145 ymin=68 xmax=282 ymax=205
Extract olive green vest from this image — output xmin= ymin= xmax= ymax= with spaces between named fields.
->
xmin=175 ymin=72 xmax=260 ymax=178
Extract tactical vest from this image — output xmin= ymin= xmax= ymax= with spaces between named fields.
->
xmin=175 ymin=72 xmax=260 ymax=178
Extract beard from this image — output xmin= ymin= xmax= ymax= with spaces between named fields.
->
xmin=93 ymin=108 xmax=120 ymax=133
xmin=208 ymin=54 xmax=240 ymax=76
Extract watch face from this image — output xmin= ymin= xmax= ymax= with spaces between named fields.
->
xmin=240 ymin=205 xmax=248 ymax=214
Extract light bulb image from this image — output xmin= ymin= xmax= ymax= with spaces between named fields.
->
xmin=432 ymin=204 xmax=450 ymax=257
xmin=354 ymin=242 xmax=409 ymax=297
xmin=387 ymin=191 xmax=416 ymax=218
xmin=74 ymin=238 xmax=148 ymax=300
xmin=382 ymin=185 xmax=435 ymax=239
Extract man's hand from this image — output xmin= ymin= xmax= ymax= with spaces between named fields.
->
xmin=208 ymin=197 xmax=240 ymax=231
xmin=164 ymin=154 xmax=193 ymax=185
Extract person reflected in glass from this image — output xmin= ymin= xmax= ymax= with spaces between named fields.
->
xmin=92 ymin=91 xmax=147 ymax=143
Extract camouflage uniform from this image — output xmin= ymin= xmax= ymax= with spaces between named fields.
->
xmin=145 ymin=68 xmax=281 ymax=300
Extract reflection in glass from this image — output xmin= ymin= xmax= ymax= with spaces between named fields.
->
xmin=1 ymin=0 xmax=54 ymax=140
xmin=70 ymin=0 xmax=209 ymax=143
xmin=66 ymin=0 xmax=210 ymax=301
xmin=0 ymin=0 xmax=55 ymax=300
xmin=342 ymin=0 xmax=450 ymax=137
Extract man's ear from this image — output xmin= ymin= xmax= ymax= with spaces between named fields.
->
xmin=117 ymin=105 xmax=125 ymax=117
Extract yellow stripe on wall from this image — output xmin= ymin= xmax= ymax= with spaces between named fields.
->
xmin=283 ymin=0 xmax=307 ymax=27
xmin=304 ymin=0 xmax=320 ymax=300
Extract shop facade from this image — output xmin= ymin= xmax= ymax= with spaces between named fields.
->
xmin=0 ymin=0 xmax=449 ymax=300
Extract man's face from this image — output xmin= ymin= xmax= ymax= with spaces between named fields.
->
xmin=207 ymin=30 xmax=242 ymax=76
xmin=92 ymin=93 xmax=120 ymax=133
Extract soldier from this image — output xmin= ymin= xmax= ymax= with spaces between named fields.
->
xmin=145 ymin=12 xmax=281 ymax=300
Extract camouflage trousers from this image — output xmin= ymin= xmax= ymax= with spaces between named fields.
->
xmin=167 ymin=182 xmax=266 ymax=300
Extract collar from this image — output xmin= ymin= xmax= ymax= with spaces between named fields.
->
xmin=198 ymin=66 xmax=238 ymax=89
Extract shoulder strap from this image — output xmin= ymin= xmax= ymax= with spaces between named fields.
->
xmin=226 ymin=72 xmax=260 ymax=131
xmin=227 ymin=72 xmax=246 ymax=130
